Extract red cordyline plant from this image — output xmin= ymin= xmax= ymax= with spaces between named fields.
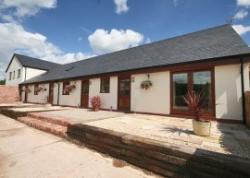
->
xmin=91 ymin=96 xmax=101 ymax=111
xmin=183 ymin=90 xmax=208 ymax=122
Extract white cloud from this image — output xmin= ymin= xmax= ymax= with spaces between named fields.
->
xmin=113 ymin=0 xmax=129 ymax=14
xmin=233 ymin=24 xmax=250 ymax=35
xmin=0 ymin=23 xmax=92 ymax=79
xmin=88 ymin=28 xmax=144 ymax=54
xmin=234 ymin=9 xmax=248 ymax=19
xmin=237 ymin=0 xmax=250 ymax=7
xmin=0 ymin=0 xmax=56 ymax=21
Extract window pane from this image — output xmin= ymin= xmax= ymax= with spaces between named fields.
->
xmin=100 ymin=78 xmax=110 ymax=93
xmin=193 ymin=71 xmax=212 ymax=111
xmin=18 ymin=69 xmax=21 ymax=78
xmin=82 ymin=83 xmax=89 ymax=94
xmin=173 ymin=73 xmax=188 ymax=110
xmin=119 ymin=79 xmax=130 ymax=96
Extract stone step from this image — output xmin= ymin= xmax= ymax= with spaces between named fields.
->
xmin=27 ymin=112 xmax=72 ymax=127
xmin=17 ymin=116 xmax=67 ymax=138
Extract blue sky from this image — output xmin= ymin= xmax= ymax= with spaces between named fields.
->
xmin=0 ymin=0 xmax=250 ymax=79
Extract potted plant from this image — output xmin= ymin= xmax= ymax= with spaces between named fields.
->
xmin=65 ymin=84 xmax=76 ymax=93
xmin=35 ymin=87 xmax=43 ymax=93
xmin=140 ymin=80 xmax=152 ymax=90
xmin=183 ymin=90 xmax=211 ymax=136
xmin=91 ymin=96 xmax=101 ymax=111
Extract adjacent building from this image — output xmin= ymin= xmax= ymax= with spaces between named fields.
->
xmin=6 ymin=25 xmax=250 ymax=122
xmin=5 ymin=54 xmax=59 ymax=86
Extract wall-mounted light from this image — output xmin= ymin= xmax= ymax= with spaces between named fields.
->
xmin=131 ymin=77 xmax=135 ymax=82
xmin=147 ymin=73 xmax=150 ymax=79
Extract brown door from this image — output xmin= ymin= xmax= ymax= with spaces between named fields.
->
xmin=118 ymin=76 xmax=131 ymax=111
xmin=81 ymin=80 xmax=89 ymax=108
xmin=48 ymin=83 xmax=54 ymax=104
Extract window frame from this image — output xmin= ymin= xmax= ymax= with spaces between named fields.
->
xmin=62 ymin=81 xmax=70 ymax=95
xmin=17 ymin=69 xmax=21 ymax=78
xmin=34 ymin=84 xmax=39 ymax=95
xmin=170 ymin=68 xmax=215 ymax=118
xmin=9 ymin=72 xmax=12 ymax=80
xmin=13 ymin=71 xmax=15 ymax=80
xmin=100 ymin=77 xmax=110 ymax=93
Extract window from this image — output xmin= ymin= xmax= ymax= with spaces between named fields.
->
xmin=173 ymin=73 xmax=188 ymax=110
xmin=18 ymin=69 xmax=21 ymax=78
xmin=13 ymin=71 xmax=15 ymax=80
xmin=171 ymin=70 xmax=213 ymax=115
xmin=62 ymin=81 xmax=70 ymax=95
xmin=9 ymin=72 xmax=12 ymax=80
xmin=34 ymin=84 xmax=39 ymax=95
xmin=100 ymin=77 xmax=110 ymax=93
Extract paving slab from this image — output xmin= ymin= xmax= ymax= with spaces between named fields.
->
xmin=40 ymin=108 xmax=125 ymax=124
xmin=0 ymin=114 xmax=158 ymax=178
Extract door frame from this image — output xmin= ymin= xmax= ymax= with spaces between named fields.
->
xmin=117 ymin=75 xmax=131 ymax=112
xmin=170 ymin=68 xmax=215 ymax=119
xmin=24 ymin=85 xmax=28 ymax=103
xmin=81 ymin=79 xmax=89 ymax=108
xmin=48 ymin=82 xmax=54 ymax=104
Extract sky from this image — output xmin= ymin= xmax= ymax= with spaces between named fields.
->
xmin=1 ymin=0 xmax=250 ymax=80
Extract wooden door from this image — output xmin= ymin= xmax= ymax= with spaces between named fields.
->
xmin=81 ymin=80 xmax=89 ymax=108
xmin=118 ymin=76 xmax=131 ymax=111
xmin=48 ymin=83 xmax=54 ymax=104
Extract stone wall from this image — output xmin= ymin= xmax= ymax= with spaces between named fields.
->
xmin=0 ymin=85 xmax=20 ymax=103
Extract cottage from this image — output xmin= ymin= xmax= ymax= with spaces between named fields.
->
xmin=7 ymin=25 xmax=250 ymax=122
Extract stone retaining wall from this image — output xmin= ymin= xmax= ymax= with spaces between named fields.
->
xmin=67 ymin=124 xmax=250 ymax=178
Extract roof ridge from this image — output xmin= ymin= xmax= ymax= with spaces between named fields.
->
xmin=63 ymin=24 xmax=231 ymax=66
xmin=14 ymin=53 xmax=61 ymax=65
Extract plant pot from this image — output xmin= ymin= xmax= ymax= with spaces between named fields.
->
xmin=192 ymin=120 xmax=211 ymax=136
xmin=93 ymin=107 xmax=99 ymax=112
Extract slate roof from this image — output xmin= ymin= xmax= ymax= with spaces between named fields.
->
xmin=6 ymin=54 xmax=60 ymax=72
xmin=22 ymin=24 xmax=250 ymax=84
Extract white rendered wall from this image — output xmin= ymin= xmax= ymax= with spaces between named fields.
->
xmin=58 ymin=80 xmax=81 ymax=107
xmin=89 ymin=77 xmax=118 ymax=110
xmin=27 ymin=83 xmax=49 ymax=104
xmin=25 ymin=67 xmax=47 ymax=80
xmin=215 ymin=64 xmax=242 ymax=120
xmin=5 ymin=57 xmax=24 ymax=86
xmin=131 ymin=71 xmax=170 ymax=115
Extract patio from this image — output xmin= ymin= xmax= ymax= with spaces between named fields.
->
xmin=38 ymin=109 xmax=250 ymax=158
xmin=1 ymin=103 xmax=250 ymax=177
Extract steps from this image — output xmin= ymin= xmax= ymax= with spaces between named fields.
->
xmin=27 ymin=112 xmax=72 ymax=127
xmin=17 ymin=116 xmax=67 ymax=138
xmin=16 ymin=113 xmax=250 ymax=178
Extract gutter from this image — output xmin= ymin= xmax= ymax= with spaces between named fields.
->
xmin=57 ymin=82 xmax=60 ymax=105
xmin=240 ymin=58 xmax=246 ymax=125
xmin=24 ymin=67 xmax=27 ymax=80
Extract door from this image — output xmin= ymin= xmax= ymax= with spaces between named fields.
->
xmin=48 ymin=83 xmax=54 ymax=104
xmin=81 ymin=80 xmax=89 ymax=108
xmin=118 ymin=76 xmax=131 ymax=111
xmin=171 ymin=70 xmax=214 ymax=118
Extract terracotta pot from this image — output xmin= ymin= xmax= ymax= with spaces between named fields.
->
xmin=93 ymin=107 xmax=99 ymax=111
xmin=192 ymin=120 xmax=211 ymax=136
